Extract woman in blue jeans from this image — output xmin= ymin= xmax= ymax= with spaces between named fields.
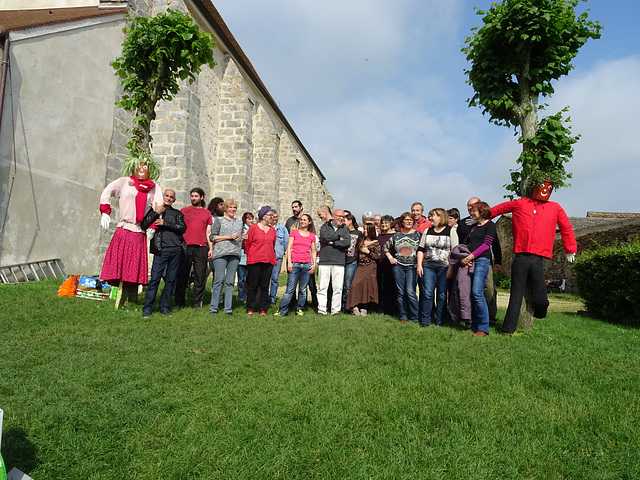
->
xmin=383 ymin=212 xmax=422 ymax=323
xmin=459 ymin=201 xmax=496 ymax=336
xmin=275 ymin=214 xmax=317 ymax=316
xmin=416 ymin=208 xmax=459 ymax=327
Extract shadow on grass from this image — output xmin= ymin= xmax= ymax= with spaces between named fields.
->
xmin=575 ymin=310 xmax=640 ymax=330
xmin=1 ymin=427 xmax=39 ymax=474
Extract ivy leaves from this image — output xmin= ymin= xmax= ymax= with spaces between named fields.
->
xmin=507 ymin=109 xmax=579 ymax=199
xmin=110 ymin=9 xmax=217 ymax=156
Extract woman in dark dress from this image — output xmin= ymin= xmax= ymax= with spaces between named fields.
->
xmin=347 ymin=224 xmax=381 ymax=316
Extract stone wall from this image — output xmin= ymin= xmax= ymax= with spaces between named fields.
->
xmin=127 ymin=0 xmax=332 ymax=219
xmin=97 ymin=0 xmax=332 ymax=267
xmin=1 ymin=0 xmax=332 ymax=275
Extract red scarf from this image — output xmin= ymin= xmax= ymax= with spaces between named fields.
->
xmin=132 ymin=176 xmax=155 ymax=223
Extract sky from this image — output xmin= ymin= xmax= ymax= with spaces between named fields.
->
xmin=212 ymin=0 xmax=639 ymax=219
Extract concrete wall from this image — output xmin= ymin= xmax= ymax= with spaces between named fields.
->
xmin=0 ymin=15 xmax=126 ymax=274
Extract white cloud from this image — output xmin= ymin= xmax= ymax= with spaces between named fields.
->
xmin=545 ymin=55 xmax=640 ymax=215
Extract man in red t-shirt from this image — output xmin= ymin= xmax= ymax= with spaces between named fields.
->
xmin=411 ymin=202 xmax=431 ymax=233
xmin=174 ymin=188 xmax=213 ymax=308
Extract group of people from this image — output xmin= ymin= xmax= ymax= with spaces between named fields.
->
xmin=100 ymin=166 xmax=577 ymax=336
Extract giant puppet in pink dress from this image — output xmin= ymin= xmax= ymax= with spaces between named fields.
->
xmin=99 ymin=159 xmax=163 ymax=304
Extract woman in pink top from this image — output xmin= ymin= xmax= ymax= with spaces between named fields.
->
xmin=244 ymin=205 xmax=277 ymax=314
xmin=275 ymin=214 xmax=317 ymax=316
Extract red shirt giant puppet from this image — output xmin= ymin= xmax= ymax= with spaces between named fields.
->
xmin=491 ymin=184 xmax=576 ymax=334
xmin=99 ymin=157 xmax=163 ymax=304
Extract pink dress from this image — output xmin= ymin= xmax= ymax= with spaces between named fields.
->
xmin=99 ymin=176 xmax=162 ymax=286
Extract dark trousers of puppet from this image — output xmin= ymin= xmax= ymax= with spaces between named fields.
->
xmin=175 ymin=245 xmax=209 ymax=307
xmin=501 ymin=252 xmax=549 ymax=334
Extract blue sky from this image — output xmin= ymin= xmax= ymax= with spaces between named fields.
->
xmin=212 ymin=0 xmax=639 ymax=218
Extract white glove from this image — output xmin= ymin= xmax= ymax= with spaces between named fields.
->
xmin=100 ymin=213 xmax=111 ymax=229
xmin=565 ymin=253 xmax=575 ymax=263
xmin=147 ymin=229 xmax=156 ymax=241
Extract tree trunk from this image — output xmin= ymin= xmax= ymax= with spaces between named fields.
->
xmin=517 ymin=281 xmax=535 ymax=331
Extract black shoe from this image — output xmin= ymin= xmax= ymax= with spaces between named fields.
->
xmin=142 ymin=311 xmax=151 ymax=318
xmin=160 ymin=310 xmax=173 ymax=317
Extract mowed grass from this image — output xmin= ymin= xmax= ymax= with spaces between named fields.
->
xmin=1 ymin=279 xmax=639 ymax=479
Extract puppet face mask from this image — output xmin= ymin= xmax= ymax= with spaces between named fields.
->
xmin=135 ymin=162 xmax=150 ymax=181
xmin=532 ymin=181 xmax=553 ymax=202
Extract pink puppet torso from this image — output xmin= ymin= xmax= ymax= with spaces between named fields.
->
xmin=100 ymin=176 xmax=162 ymax=233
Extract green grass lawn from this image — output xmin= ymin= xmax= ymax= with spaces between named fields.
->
xmin=1 ymin=279 xmax=639 ymax=479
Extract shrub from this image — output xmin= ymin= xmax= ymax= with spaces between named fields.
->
xmin=494 ymin=271 xmax=511 ymax=290
xmin=572 ymin=237 xmax=640 ymax=324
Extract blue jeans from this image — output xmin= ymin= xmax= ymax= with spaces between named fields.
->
xmin=342 ymin=261 xmax=358 ymax=311
xmin=143 ymin=250 xmax=183 ymax=314
xmin=236 ymin=264 xmax=248 ymax=301
xmin=269 ymin=257 xmax=284 ymax=303
xmin=471 ymin=257 xmax=491 ymax=334
xmin=419 ymin=264 xmax=448 ymax=326
xmin=278 ymin=262 xmax=312 ymax=314
xmin=393 ymin=264 xmax=418 ymax=321
xmin=210 ymin=255 xmax=240 ymax=313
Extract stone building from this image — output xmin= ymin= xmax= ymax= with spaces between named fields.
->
xmin=0 ymin=0 xmax=332 ymax=275
xmin=496 ymin=211 xmax=640 ymax=293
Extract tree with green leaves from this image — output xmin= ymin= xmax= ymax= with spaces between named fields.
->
xmin=111 ymin=9 xmax=216 ymax=173
xmin=462 ymin=0 xmax=602 ymax=198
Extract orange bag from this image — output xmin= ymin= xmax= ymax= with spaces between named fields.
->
xmin=57 ymin=275 xmax=79 ymax=297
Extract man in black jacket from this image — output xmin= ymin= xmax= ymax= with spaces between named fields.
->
xmin=141 ymin=189 xmax=187 ymax=317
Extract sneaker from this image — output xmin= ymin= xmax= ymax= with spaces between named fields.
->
xmin=247 ymin=310 xmax=254 ymax=315
xmin=296 ymin=310 xmax=304 ymax=316
xmin=260 ymin=311 xmax=266 ymax=316
xmin=398 ymin=319 xmax=407 ymax=324
xmin=160 ymin=310 xmax=173 ymax=317
xmin=360 ymin=308 xmax=367 ymax=316
xmin=352 ymin=306 xmax=360 ymax=316
xmin=142 ymin=311 xmax=151 ymax=318
xmin=274 ymin=312 xmax=283 ymax=317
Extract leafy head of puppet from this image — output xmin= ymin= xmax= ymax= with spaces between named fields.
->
xmin=120 ymin=152 xmax=161 ymax=181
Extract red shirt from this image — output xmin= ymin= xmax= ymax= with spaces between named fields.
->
xmin=491 ymin=198 xmax=577 ymax=259
xmin=414 ymin=215 xmax=432 ymax=233
xmin=181 ymin=206 xmax=213 ymax=246
xmin=245 ymin=223 xmax=277 ymax=265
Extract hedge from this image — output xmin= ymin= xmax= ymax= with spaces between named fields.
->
xmin=572 ymin=237 xmax=640 ymax=324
